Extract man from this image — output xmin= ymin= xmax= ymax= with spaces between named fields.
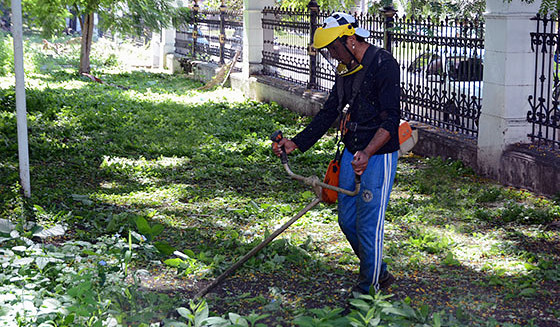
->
xmin=273 ymin=12 xmax=400 ymax=294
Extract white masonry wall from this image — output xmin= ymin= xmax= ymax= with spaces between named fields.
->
xmin=153 ymin=0 xmax=182 ymax=69
xmin=477 ymin=0 xmax=542 ymax=177
xmin=242 ymin=0 xmax=275 ymax=78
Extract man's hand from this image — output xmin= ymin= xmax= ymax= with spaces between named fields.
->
xmin=272 ymin=138 xmax=298 ymax=157
xmin=351 ymin=150 xmax=369 ymax=175
xmin=353 ymin=128 xmax=390 ymax=175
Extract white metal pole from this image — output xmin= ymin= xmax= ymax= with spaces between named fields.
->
xmin=11 ymin=0 xmax=31 ymax=197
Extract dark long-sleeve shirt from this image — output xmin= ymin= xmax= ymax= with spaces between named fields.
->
xmin=292 ymin=45 xmax=401 ymax=155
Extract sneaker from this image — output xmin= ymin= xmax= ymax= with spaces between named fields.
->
xmin=379 ymin=272 xmax=395 ymax=290
xmin=350 ymin=285 xmax=368 ymax=295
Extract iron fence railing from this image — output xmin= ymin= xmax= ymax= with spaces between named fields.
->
xmin=260 ymin=5 xmax=484 ymax=137
xmin=175 ymin=5 xmax=243 ymax=67
xmin=262 ymin=7 xmax=311 ymax=88
xmin=528 ymin=13 xmax=560 ymax=149
xmin=394 ymin=15 xmax=484 ymax=136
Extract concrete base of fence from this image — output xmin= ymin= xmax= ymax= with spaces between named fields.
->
xmin=410 ymin=123 xmax=479 ymax=170
xmin=182 ymin=60 xmax=221 ymax=82
xmin=166 ymin=54 xmax=181 ymax=73
xmin=230 ymin=73 xmax=326 ymax=116
xmin=410 ymin=124 xmax=560 ymax=196
xmin=179 ymin=62 xmax=325 ymax=116
xmin=499 ymin=145 xmax=560 ymax=196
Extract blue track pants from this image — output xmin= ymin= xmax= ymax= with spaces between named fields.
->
xmin=338 ymin=149 xmax=397 ymax=293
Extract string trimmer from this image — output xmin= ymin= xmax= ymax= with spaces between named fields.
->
xmin=194 ymin=131 xmax=360 ymax=299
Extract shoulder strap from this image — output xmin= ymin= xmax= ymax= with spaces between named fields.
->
xmin=333 ymin=46 xmax=382 ymax=156
xmin=347 ymin=45 xmax=381 ymax=109
xmin=336 ymin=75 xmax=345 ymax=112
xmin=335 ymin=46 xmax=381 ymax=113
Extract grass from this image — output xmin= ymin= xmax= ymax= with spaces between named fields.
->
xmin=0 ymin=33 xmax=559 ymax=326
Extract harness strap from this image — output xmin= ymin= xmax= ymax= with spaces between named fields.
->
xmin=335 ymin=46 xmax=382 ymax=151
xmin=347 ymin=46 xmax=380 ymax=111
xmin=345 ymin=121 xmax=379 ymax=132
xmin=335 ymin=46 xmax=380 ymax=114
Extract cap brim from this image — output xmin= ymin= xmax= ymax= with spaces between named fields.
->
xmin=355 ymin=27 xmax=370 ymax=38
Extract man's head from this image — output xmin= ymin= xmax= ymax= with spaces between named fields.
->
xmin=313 ymin=12 xmax=370 ymax=76
xmin=313 ymin=12 xmax=370 ymax=50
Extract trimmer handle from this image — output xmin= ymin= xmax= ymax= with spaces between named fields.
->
xmin=355 ymin=173 xmax=361 ymax=185
xmin=270 ymin=130 xmax=288 ymax=164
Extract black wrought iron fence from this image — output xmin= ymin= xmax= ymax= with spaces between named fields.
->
xmin=175 ymin=5 xmax=243 ymax=67
xmin=528 ymin=13 xmax=560 ymax=149
xmin=394 ymin=15 xmax=484 ymax=136
xmin=262 ymin=7 xmax=311 ymax=87
xmin=260 ymin=5 xmax=484 ymax=137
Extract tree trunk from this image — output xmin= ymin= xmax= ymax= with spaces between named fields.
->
xmin=79 ymin=13 xmax=94 ymax=74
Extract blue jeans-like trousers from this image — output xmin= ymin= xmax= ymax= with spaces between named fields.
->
xmin=338 ymin=149 xmax=397 ymax=293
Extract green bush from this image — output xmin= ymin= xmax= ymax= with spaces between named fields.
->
xmin=474 ymin=201 xmax=558 ymax=225
xmin=476 ymin=186 xmax=503 ymax=203
xmin=0 ymin=32 xmax=13 ymax=76
xmin=501 ymin=201 xmax=557 ymax=225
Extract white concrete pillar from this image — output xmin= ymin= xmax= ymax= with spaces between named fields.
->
xmin=153 ymin=0 xmax=184 ymax=69
xmin=477 ymin=0 xmax=541 ymax=176
xmin=151 ymin=31 xmax=161 ymax=68
xmin=242 ymin=0 xmax=275 ymax=78
xmin=159 ymin=28 xmax=176 ymax=69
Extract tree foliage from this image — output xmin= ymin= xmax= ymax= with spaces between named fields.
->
xmin=21 ymin=0 xmax=70 ymax=37
xmin=395 ymin=0 xmax=485 ymax=19
xmin=202 ymin=0 xmax=243 ymax=11
xmin=514 ymin=0 xmax=560 ymax=16
xmin=280 ymin=0 xmax=358 ymax=11
xmin=6 ymin=0 xmax=192 ymax=73
xmin=202 ymin=0 xmax=360 ymax=11
xmin=20 ymin=0 xmax=191 ymax=38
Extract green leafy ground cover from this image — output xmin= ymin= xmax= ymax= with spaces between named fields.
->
xmin=1 ymin=34 xmax=559 ymax=326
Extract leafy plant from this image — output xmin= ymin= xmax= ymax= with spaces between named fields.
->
xmin=134 ymin=216 xmax=177 ymax=256
xmin=476 ymin=187 xmax=503 ymax=203
xmin=293 ymin=307 xmax=346 ymax=326
xmin=0 ymin=220 xmax=124 ymax=325
xmin=167 ymin=300 xmax=269 ymax=327
xmin=135 ymin=216 xmax=164 ymax=242
xmin=0 ymin=32 xmax=13 ymax=76
xmin=294 ymin=293 xmax=453 ymax=327
xmin=404 ymin=228 xmax=454 ymax=255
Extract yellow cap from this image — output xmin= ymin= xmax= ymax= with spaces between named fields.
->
xmin=312 ymin=24 xmax=355 ymax=49
xmin=312 ymin=12 xmax=370 ymax=49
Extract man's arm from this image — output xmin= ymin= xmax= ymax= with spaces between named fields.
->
xmin=290 ymin=81 xmax=342 ymax=153
xmin=352 ymin=55 xmax=400 ymax=174
xmin=272 ymin=86 xmax=340 ymax=157
xmin=351 ymin=128 xmax=391 ymax=175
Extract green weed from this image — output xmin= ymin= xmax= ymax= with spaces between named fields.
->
xmin=475 ymin=201 xmax=558 ymax=225
xmin=0 ymin=32 xmax=13 ymax=76
xmin=168 ymin=300 xmax=269 ymax=326
xmin=404 ymin=227 xmax=455 ymax=255
xmin=294 ymin=293 xmax=456 ymax=327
